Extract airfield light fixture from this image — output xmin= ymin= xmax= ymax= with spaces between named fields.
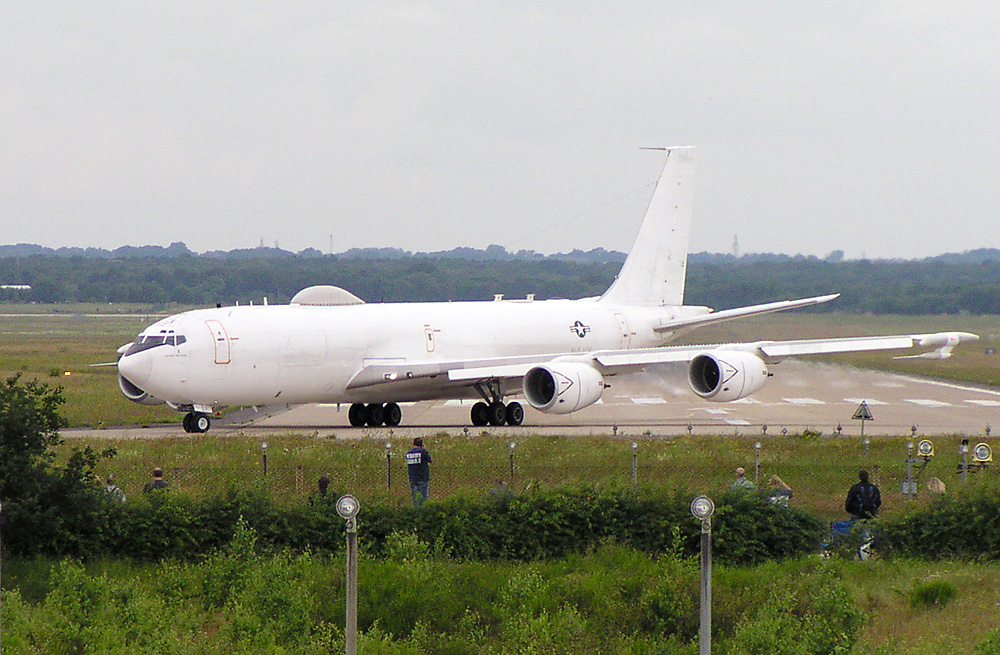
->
xmin=261 ymin=441 xmax=269 ymax=476
xmin=384 ymin=443 xmax=392 ymax=490
xmin=690 ymin=495 xmax=715 ymax=655
xmin=336 ymin=494 xmax=360 ymax=521
xmin=973 ymin=443 xmax=993 ymax=463
xmin=337 ymin=494 xmax=361 ymax=655
xmin=917 ymin=439 xmax=934 ymax=458
xmin=631 ymin=442 xmax=639 ymax=485
xmin=762 ymin=424 xmax=768 ymax=436
xmin=911 ymin=425 xmax=918 ymax=438
xmin=690 ymin=495 xmax=715 ymax=522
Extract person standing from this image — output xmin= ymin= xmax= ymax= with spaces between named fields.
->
xmin=729 ymin=466 xmax=756 ymax=492
xmin=845 ymin=469 xmax=881 ymax=521
xmin=104 ymin=474 xmax=126 ymax=503
xmin=406 ymin=438 xmax=433 ymax=507
xmin=143 ymin=468 xmax=169 ymax=493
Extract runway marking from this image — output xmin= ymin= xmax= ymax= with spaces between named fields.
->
xmin=844 ymin=398 xmax=889 ymax=405
xmin=726 ymin=419 xmax=752 ymax=426
xmin=631 ymin=397 xmax=667 ymax=404
xmin=782 ymin=397 xmax=825 ymax=405
xmin=732 ymin=398 xmax=762 ymax=404
xmin=966 ymin=399 xmax=1000 ymax=407
xmin=895 ymin=375 xmax=1000 ymax=397
xmin=703 ymin=408 xmax=729 ymax=415
xmin=905 ymin=399 xmax=953 ymax=407
xmin=444 ymin=399 xmax=466 ymax=407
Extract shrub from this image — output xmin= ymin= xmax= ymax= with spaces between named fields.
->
xmin=880 ymin=486 xmax=1000 ymax=559
xmin=908 ymin=579 xmax=957 ymax=609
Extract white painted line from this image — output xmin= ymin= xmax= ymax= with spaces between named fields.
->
xmin=895 ymin=375 xmax=1000 ymax=397
xmin=631 ymin=397 xmax=667 ymax=405
xmin=443 ymin=399 xmax=466 ymax=407
xmin=782 ymin=398 xmax=825 ymax=405
xmin=844 ymin=398 xmax=889 ymax=405
xmin=703 ymin=408 xmax=729 ymax=415
xmin=966 ymin=399 xmax=1000 ymax=407
xmin=726 ymin=419 xmax=752 ymax=426
xmin=732 ymin=398 xmax=762 ymax=404
xmin=904 ymin=399 xmax=953 ymax=407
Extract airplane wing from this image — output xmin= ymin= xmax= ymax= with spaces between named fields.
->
xmin=347 ymin=331 xmax=978 ymax=390
xmin=651 ymin=294 xmax=840 ymax=335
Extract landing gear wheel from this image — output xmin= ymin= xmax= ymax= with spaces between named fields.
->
xmin=505 ymin=401 xmax=524 ymax=426
xmin=189 ymin=412 xmax=211 ymax=433
xmin=488 ymin=402 xmax=507 ymax=426
xmin=348 ymin=403 xmax=367 ymax=427
xmin=471 ymin=401 xmax=490 ymax=427
xmin=182 ymin=413 xmax=193 ymax=433
xmin=366 ymin=403 xmax=385 ymax=427
xmin=383 ymin=402 xmax=402 ymax=427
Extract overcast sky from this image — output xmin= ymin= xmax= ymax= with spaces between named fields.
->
xmin=3 ymin=2 xmax=999 ymax=258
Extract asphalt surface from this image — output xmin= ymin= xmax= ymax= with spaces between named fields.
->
xmin=65 ymin=361 xmax=1000 ymax=440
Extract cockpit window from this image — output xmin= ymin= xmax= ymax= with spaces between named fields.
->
xmin=124 ymin=331 xmax=186 ymax=356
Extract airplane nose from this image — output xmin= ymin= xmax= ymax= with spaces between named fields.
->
xmin=118 ymin=351 xmax=153 ymax=388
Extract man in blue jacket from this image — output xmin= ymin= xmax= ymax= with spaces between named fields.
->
xmin=406 ymin=437 xmax=433 ymax=507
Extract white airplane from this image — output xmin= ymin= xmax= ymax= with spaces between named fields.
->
xmin=116 ymin=148 xmax=978 ymax=433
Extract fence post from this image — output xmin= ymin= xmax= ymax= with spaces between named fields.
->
xmin=631 ymin=442 xmax=638 ymax=486
xmin=509 ymin=442 xmax=516 ymax=481
xmin=385 ymin=442 xmax=392 ymax=491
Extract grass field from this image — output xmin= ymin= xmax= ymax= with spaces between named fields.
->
xmin=2 ymin=306 xmax=998 ymax=428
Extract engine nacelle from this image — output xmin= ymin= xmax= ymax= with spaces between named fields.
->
xmin=118 ymin=373 xmax=165 ymax=406
xmin=522 ymin=362 xmax=605 ymax=414
xmin=688 ymin=350 xmax=768 ymax=402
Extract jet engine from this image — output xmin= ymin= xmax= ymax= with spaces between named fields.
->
xmin=118 ymin=373 xmax=165 ymax=405
xmin=523 ymin=362 xmax=605 ymax=414
xmin=688 ymin=350 xmax=768 ymax=402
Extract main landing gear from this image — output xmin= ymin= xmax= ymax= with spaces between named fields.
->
xmin=182 ymin=411 xmax=211 ymax=434
xmin=348 ymin=402 xmax=403 ymax=427
xmin=469 ymin=379 xmax=524 ymax=427
xmin=470 ymin=400 xmax=523 ymax=427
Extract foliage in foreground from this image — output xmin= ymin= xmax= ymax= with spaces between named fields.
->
xmin=2 ymin=525 xmax=868 ymax=655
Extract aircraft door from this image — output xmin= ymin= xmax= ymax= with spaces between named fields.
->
xmin=614 ymin=313 xmax=632 ymax=349
xmin=205 ymin=319 xmax=231 ymax=364
xmin=424 ymin=325 xmax=438 ymax=353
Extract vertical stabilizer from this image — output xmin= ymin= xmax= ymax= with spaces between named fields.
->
xmin=599 ymin=147 xmax=695 ymax=306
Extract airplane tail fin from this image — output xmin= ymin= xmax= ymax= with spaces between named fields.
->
xmin=598 ymin=147 xmax=695 ymax=307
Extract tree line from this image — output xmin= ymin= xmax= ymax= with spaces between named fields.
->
xmin=2 ymin=252 xmax=1000 ymax=313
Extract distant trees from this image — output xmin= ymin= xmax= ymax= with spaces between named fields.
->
xmin=1 ymin=250 xmax=999 ymax=313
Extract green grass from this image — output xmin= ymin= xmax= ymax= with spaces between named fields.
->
xmin=4 ymin=547 xmax=1000 ymax=654
xmin=55 ymin=432 xmax=998 ymax=523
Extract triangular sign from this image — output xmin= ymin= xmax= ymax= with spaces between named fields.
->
xmin=852 ymin=401 xmax=874 ymax=421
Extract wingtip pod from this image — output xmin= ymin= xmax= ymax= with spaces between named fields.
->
xmin=894 ymin=332 xmax=980 ymax=360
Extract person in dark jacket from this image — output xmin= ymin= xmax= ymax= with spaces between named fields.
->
xmin=845 ymin=469 xmax=881 ymax=520
xmin=406 ymin=438 xmax=433 ymax=507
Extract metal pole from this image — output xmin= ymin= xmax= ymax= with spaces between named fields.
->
xmin=699 ymin=519 xmax=712 ymax=655
xmin=509 ymin=442 xmax=516 ymax=481
xmin=261 ymin=441 xmax=268 ymax=477
xmin=345 ymin=516 xmax=358 ymax=655
xmin=385 ymin=443 xmax=392 ymax=491
xmin=690 ymin=496 xmax=714 ymax=655
xmin=753 ymin=442 xmax=761 ymax=483
xmin=631 ymin=442 xmax=638 ymax=486
xmin=905 ymin=442 xmax=914 ymax=500
xmin=961 ymin=442 xmax=969 ymax=486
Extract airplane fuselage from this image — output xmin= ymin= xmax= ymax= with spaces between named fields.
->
xmin=120 ymin=298 xmax=708 ymax=410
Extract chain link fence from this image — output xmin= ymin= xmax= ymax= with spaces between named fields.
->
xmin=73 ymin=432 xmax=998 ymax=520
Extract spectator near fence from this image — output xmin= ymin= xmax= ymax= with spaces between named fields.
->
xmin=406 ymin=438 xmax=433 ymax=507
xmin=143 ymin=468 xmax=169 ymax=493
xmin=845 ymin=469 xmax=881 ymax=521
xmin=729 ymin=467 xmax=756 ymax=492
xmin=104 ymin=474 xmax=126 ymax=503
xmin=767 ymin=475 xmax=793 ymax=506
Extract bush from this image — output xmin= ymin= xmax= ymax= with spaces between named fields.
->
xmin=909 ymin=579 xmax=957 ymax=609
xmin=879 ymin=486 xmax=1000 ymax=559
